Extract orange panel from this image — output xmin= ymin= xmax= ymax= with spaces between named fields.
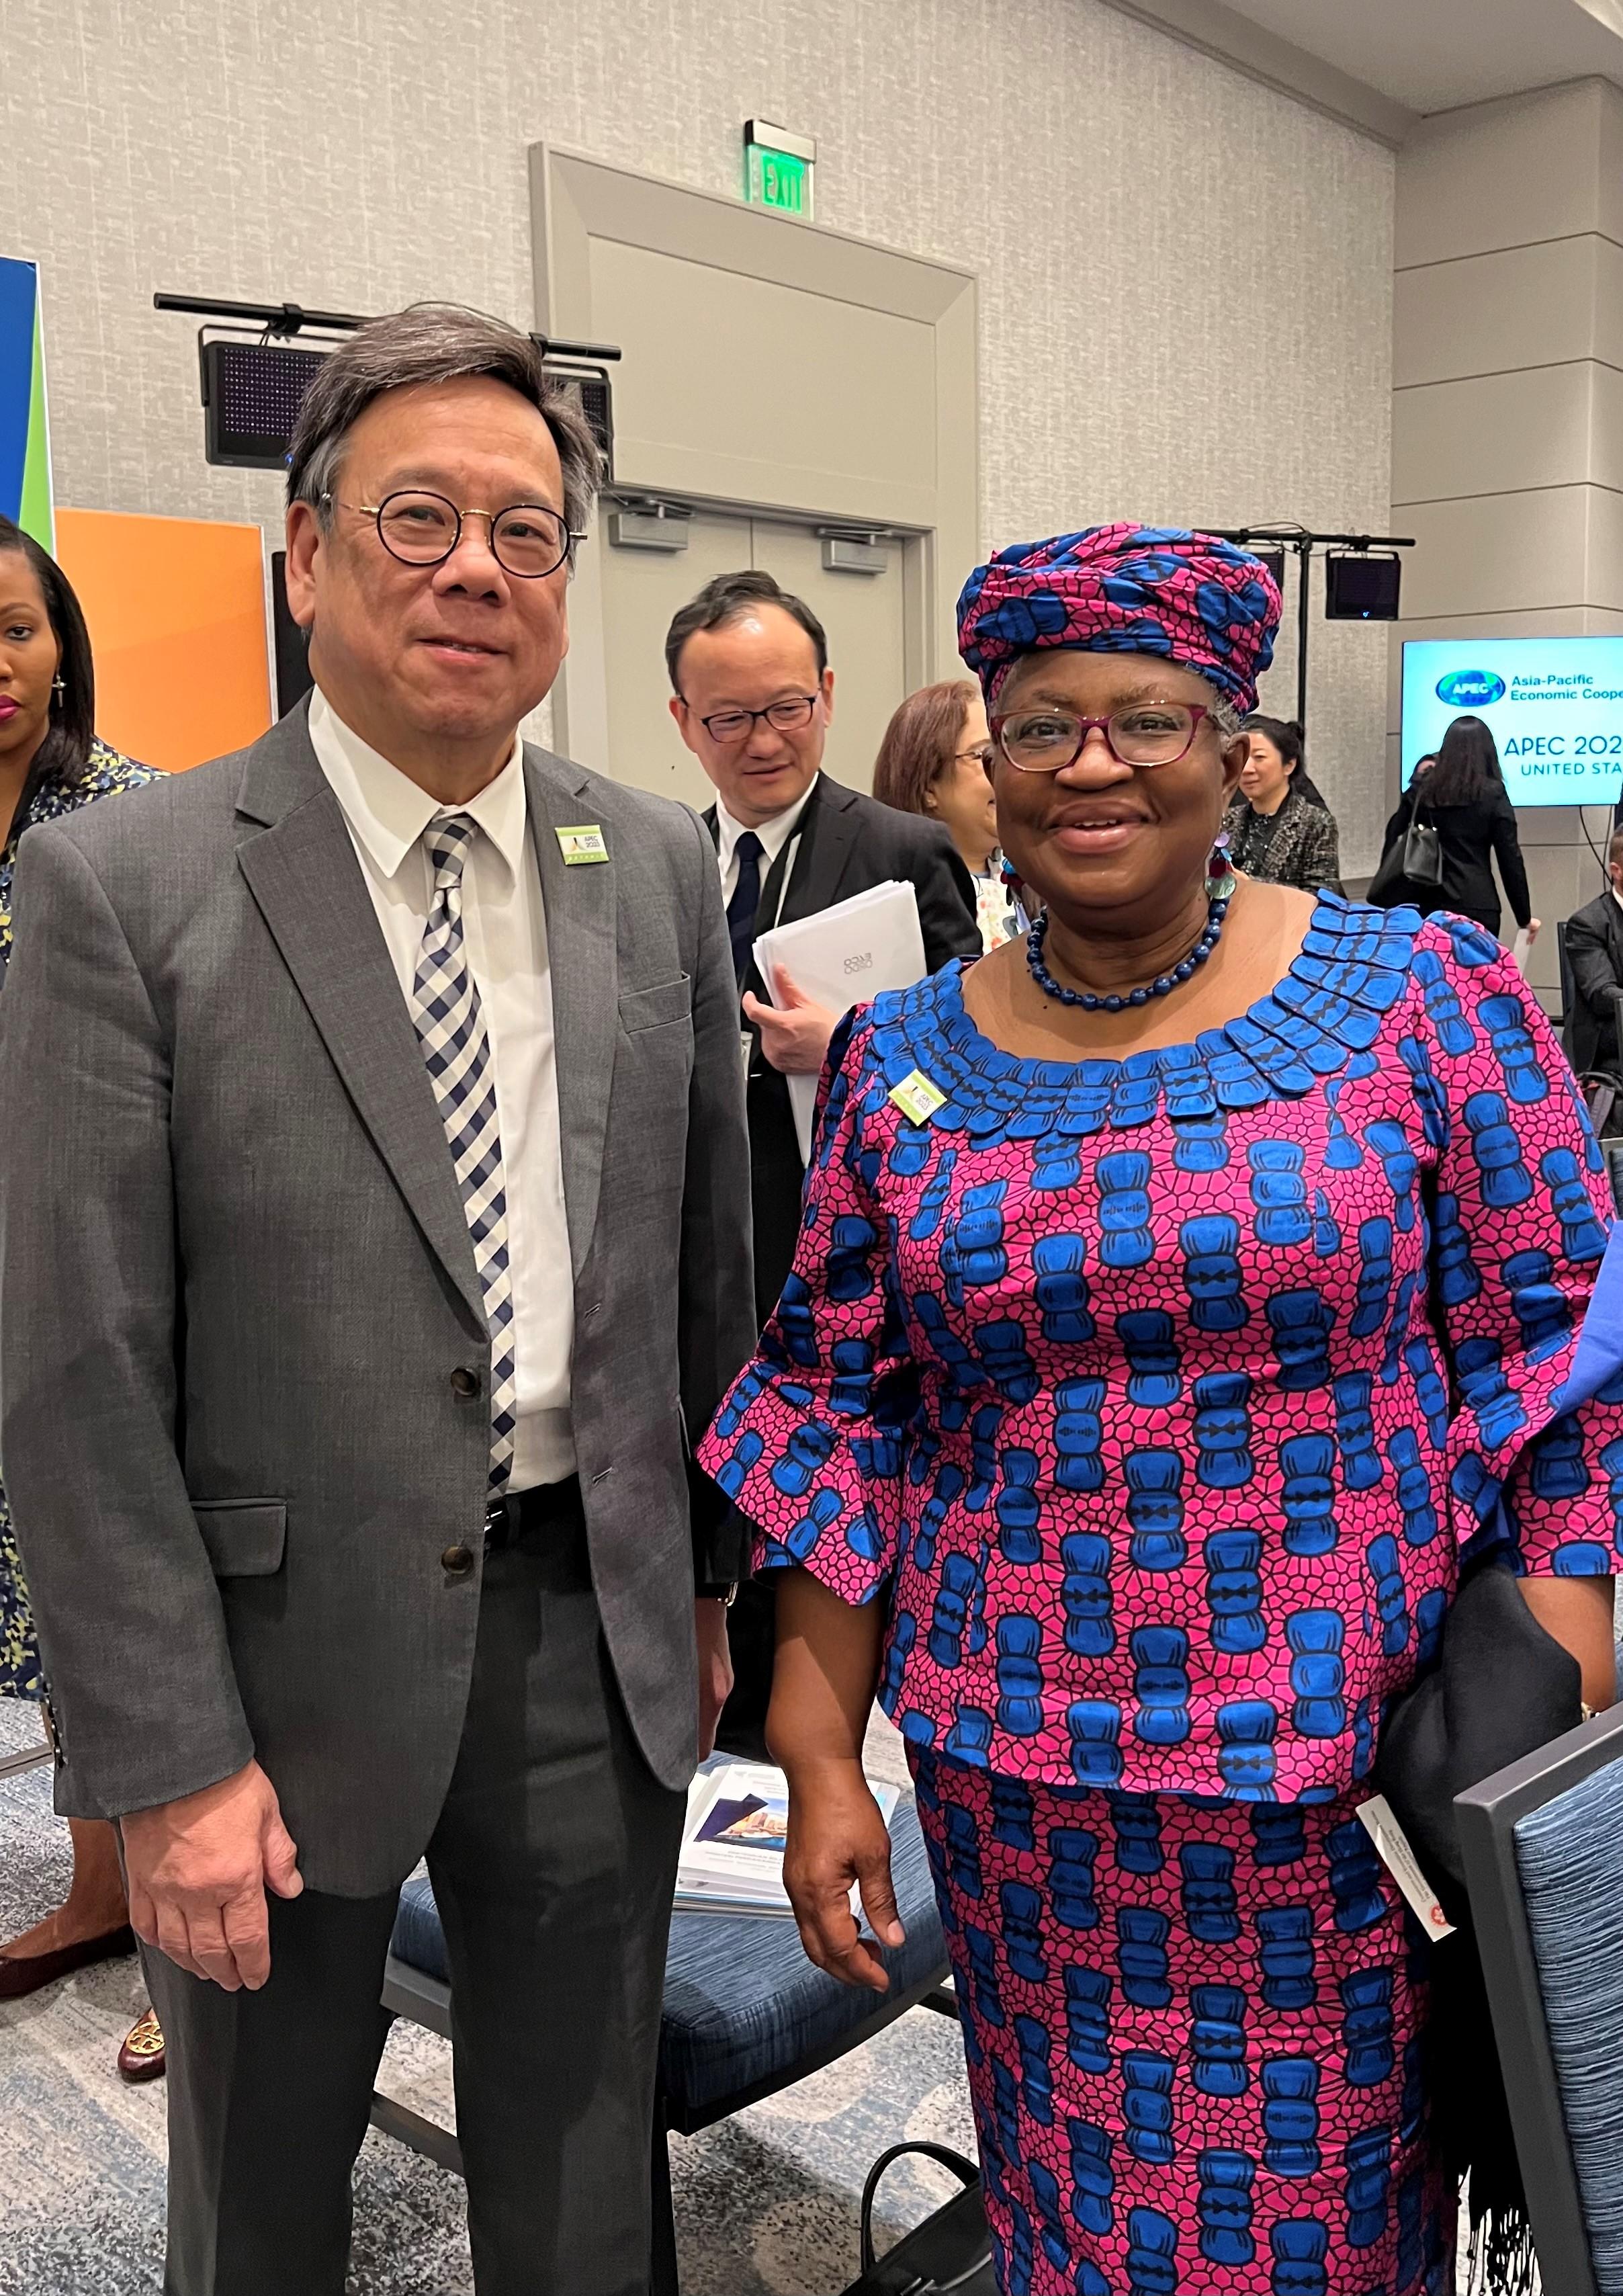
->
xmin=54 ymin=507 xmax=273 ymax=773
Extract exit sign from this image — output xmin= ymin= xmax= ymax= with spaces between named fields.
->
xmin=744 ymin=120 xmax=816 ymax=218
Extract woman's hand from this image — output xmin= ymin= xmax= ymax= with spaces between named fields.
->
xmin=781 ymin=1755 xmax=906 ymax=1993
xmin=1526 ymin=917 xmax=1542 ymax=942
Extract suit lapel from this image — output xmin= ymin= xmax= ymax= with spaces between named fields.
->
xmin=234 ymin=717 xmax=486 ymax=1328
xmin=525 ymin=749 xmax=617 ymax=1282
xmin=769 ymin=778 xmax=860 ymax=932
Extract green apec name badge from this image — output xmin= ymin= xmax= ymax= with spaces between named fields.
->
xmin=888 ymin=1068 xmax=947 ymax=1125
xmin=556 ymin=824 xmax=609 ymax=865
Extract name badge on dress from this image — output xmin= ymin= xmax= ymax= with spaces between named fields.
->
xmin=556 ymin=824 xmax=609 ymax=865
xmin=889 ymin=1069 xmax=947 ymax=1124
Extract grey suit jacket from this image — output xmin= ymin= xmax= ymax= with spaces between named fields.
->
xmin=0 ymin=703 xmax=755 ymax=1895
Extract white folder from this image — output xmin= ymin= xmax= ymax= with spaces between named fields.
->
xmin=752 ymin=880 xmax=928 ymax=1162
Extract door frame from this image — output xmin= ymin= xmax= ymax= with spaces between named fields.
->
xmin=529 ymin=144 xmax=979 ymax=768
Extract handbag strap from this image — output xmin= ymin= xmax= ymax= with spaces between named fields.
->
xmin=859 ymin=2141 xmax=981 ymax=2275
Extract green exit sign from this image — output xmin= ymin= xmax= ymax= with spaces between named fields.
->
xmin=744 ymin=120 xmax=816 ymax=218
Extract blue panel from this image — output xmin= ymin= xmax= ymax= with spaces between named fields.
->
xmin=0 ymin=258 xmax=38 ymax=522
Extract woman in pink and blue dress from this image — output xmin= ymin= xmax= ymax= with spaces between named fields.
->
xmin=699 ymin=526 xmax=1620 ymax=2296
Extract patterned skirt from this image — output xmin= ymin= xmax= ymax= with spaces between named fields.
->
xmin=910 ymin=1752 xmax=1452 ymax=2295
xmin=0 ymin=1479 xmax=43 ymax=1699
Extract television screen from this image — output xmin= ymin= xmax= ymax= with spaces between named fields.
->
xmin=1402 ymin=637 xmax=1623 ymax=808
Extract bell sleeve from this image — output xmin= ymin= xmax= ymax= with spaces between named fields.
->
xmin=697 ymin=1011 xmax=915 ymax=1605
xmin=1413 ymin=921 xmax=1623 ymax=1576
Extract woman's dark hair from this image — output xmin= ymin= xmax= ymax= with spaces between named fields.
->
xmin=1423 ymin=714 xmax=1503 ymax=808
xmin=873 ymin=681 xmax=979 ymax=817
xmin=0 ymin=513 xmax=96 ymax=808
xmin=1240 ymin=712 xmax=1330 ymax=810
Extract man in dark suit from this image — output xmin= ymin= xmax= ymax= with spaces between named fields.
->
xmin=1565 ymin=829 xmax=1623 ymax=1075
xmin=667 ymin=568 xmax=981 ymax=1325
xmin=667 ymin=570 xmax=980 ymax=1749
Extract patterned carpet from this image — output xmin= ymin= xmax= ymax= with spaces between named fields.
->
xmin=0 ymin=1702 xmax=975 ymax=2295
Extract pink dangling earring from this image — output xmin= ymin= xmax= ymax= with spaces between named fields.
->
xmin=1205 ymin=831 xmax=1236 ymax=903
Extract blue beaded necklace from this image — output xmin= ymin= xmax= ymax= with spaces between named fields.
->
xmin=1025 ymin=893 xmax=1230 ymax=1013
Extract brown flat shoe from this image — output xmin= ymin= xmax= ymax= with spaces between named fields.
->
xmin=0 ymin=1922 xmax=136 ymax=2000
xmin=117 ymin=2006 xmax=166 ymax=2083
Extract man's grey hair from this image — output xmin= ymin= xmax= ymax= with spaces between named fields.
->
xmin=286 ymin=303 xmax=601 ymax=549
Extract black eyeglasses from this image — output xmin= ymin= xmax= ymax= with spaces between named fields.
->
xmin=992 ymin=704 xmax=1215 ymax=773
xmin=326 ymin=490 xmax=582 ymax=579
xmin=955 ymin=742 xmax=997 ymax=775
xmin=683 ymin=694 xmax=820 ymax=745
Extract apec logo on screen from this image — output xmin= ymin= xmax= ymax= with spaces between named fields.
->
xmin=1436 ymin=669 xmax=1506 ymax=708
xmin=1402 ymin=636 xmax=1623 ymax=807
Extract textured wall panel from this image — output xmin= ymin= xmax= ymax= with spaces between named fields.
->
xmin=1 ymin=0 xmax=1394 ymax=859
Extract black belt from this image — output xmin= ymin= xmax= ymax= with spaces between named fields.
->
xmin=484 ymin=1476 xmax=584 ymax=1553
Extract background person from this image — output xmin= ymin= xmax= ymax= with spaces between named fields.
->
xmin=1376 ymin=711 xmax=1538 ymax=943
xmin=1221 ymin=712 xmax=1343 ymax=893
xmin=1564 ymin=826 xmax=1623 ymax=1075
xmin=668 ymin=570 xmax=981 ymax=1760
xmin=701 ymin=525 xmax=1618 ymax=2296
xmin=0 ymin=513 xmax=168 ymax=2083
xmin=873 ymin=678 xmax=1016 ymax=949
xmin=0 ymin=307 xmax=754 ymax=2296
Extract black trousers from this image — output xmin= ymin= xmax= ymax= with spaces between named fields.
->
xmin=142 ymin=1506 xmax=686 ymax=2296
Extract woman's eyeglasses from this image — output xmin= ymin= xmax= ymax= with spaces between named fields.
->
xmin=991 ymin=704 xmax=1214 ymax=773
xmin=328 ymin=490 xmax=582 ymax=579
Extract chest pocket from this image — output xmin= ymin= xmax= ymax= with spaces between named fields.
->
xmin=619 ymin=975 xmax=692 ymax=1034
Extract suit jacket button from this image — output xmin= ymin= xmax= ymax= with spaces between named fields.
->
xmin=450 ymin=1367 xmax=481 ymax=1398
xmin=441 ymin=1544 xmax=475 ymax=1576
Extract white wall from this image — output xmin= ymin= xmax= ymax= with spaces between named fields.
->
xmin=2 ymin=0 xmax=1395 ymax=854
xmin=1391 ymin=78 xmax=1623 ymax=1002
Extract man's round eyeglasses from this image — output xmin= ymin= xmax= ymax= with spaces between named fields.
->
xmin=684 ymin=694 xmax=820 ymax=745
xmin=991 ymin=704 xmax=1215 ymax=773
xmin=326 ymin=490 xmax=583 ymax=579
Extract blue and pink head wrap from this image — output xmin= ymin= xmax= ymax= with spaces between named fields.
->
xmin=956 ymin=524 xmax=1282 ymax=716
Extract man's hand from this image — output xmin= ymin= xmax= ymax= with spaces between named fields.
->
xmin=742 ymin=966 xmax=837 ymax=1076
xmin=695 ymin=1597 xmax=734 ymax=1760
xmin=121 ymin=1758 xmax=302 ymax=1993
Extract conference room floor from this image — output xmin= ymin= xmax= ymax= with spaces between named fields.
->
xmin=0 ymin=1701 xmax=973 ymax=2295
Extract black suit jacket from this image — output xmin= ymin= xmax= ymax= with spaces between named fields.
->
xmin=1565 ymin=889 xmax=1623 ymax=1074
xmin=1380 ymin=780 xmax=1531 ymax=936
xmin=705 ymin=774 xmax=980 ymax=1324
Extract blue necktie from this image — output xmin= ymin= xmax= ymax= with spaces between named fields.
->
xmin=726 ymin=830 xmax=764 ymax=986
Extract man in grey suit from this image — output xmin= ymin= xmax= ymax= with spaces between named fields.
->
xmin=0 ymin=306 xmax=754 ymax=2295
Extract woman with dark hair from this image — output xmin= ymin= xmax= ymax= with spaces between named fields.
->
xmin=0 ymin=515 xmax=167 ymax=2078
xmin=874 ymin=679 xmax=1016 ymax=949
xmin=1376 ymin=713 xmax=1538 ymax=942
xmin=1221 ymin=714 xmax=1344 ymax=894
xmin=701 ymin=525 xmax=1617 ymax=2296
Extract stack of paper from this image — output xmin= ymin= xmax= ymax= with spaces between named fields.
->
xmin=674 ymin=1759 xmax=902 ymax=1920
xmin=752 ymin=880 xmax=928 ymax=1160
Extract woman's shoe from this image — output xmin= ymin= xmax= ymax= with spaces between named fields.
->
xmin=0 ymin=1922 xmax=136 ymax=2000
xmin=117 ymin=2006 xmax=166 ymax=2082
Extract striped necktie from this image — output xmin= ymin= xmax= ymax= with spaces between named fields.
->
xmin=409 ymin=816 xmax=517 ymax=1493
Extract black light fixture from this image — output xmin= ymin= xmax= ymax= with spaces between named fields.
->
xmin=1323 ymin=550 xmax=1402 ymax=622
xmin=1215 ymin=527 xmax=1415 ymax=729
xmin=157 ymin=294 xmax=621 ymax=477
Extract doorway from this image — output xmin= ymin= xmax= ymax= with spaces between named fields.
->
xmin=601 ymin=503 xmax=910 ymax=807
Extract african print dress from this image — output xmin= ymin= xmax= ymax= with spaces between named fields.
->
xmin=1 ymin=740 xmax=160 ymax=1697
xmin=699 ymin=896 xmax=1622 ymax=2296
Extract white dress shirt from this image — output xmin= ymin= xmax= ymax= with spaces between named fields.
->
xmin=308 ymin=686 xmax=575 ymax=1488
xmin=715 ymin=774 xmax=819 ymax=910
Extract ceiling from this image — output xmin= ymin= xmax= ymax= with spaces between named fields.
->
xmin=1215 ymin=0 xmax=1623 ymax=116
xmin=1102 ymin=0 xmax=1623 ymax=139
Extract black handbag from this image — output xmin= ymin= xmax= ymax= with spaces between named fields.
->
xmin=839 ymin=2143 xmax=994 ymax=2295
xmin=1402 ymin=803 xmax=1444 ymax=888
xmin=1373 ymin=1564 xmax=1583 ymax=2291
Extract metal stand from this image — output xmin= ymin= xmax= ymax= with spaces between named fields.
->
xmin=1215 ymin=526 xmax=1417 ymax=732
